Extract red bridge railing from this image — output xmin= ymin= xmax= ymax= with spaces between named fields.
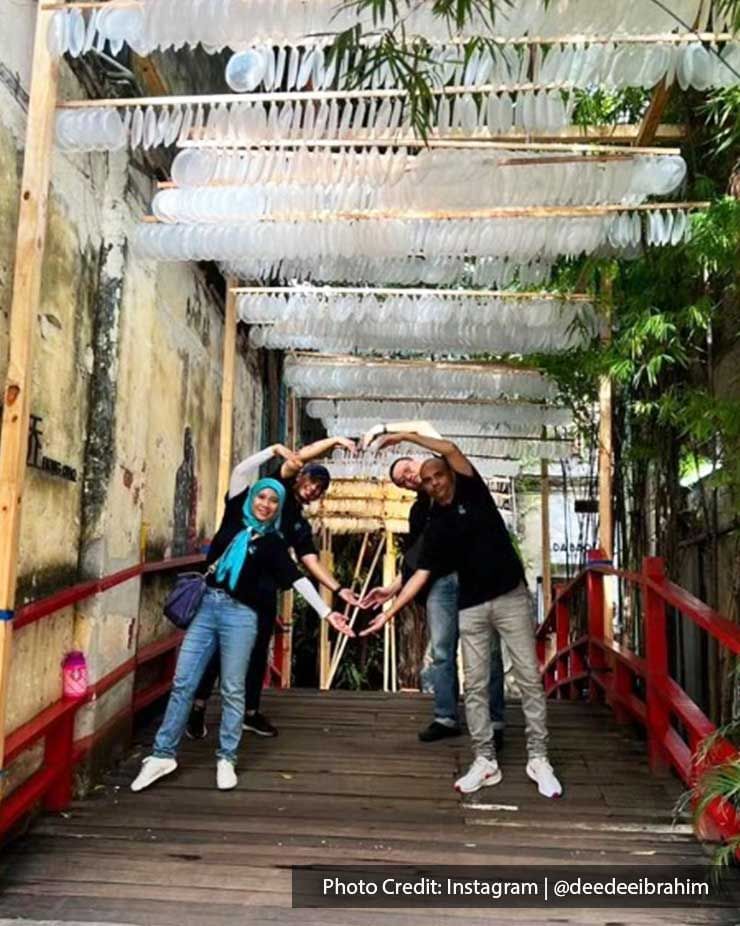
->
xmin=536 ymin=549 xmax=740 ymax=848
xmin=0 ymin=554 xmax=203 ymax=838
xmin=1 ymin=551 xmax=294 ymax=839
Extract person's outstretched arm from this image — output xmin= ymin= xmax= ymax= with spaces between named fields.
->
xmin=279 ymin=436 xmax=358 ymax=479
xmin=371 ymin=429 xmax=473 ymax=477
xmin=229 ymin=444 xmax=303 ymax=498
xmin=297 ymin=553 xmax=361 ymax=606
xmin=361 ymin=420 xmax=442 ymax=450
xmin=360 ymin=569 xmax=432 ymax=636
xmin=361 ymin=573 xmax=403 ymax=609
xmin=292 ymin=577 xmax=356 ymax=637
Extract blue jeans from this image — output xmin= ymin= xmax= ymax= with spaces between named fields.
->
xmin=153 ymin=587 xmax=258 ymax=763
xmin=423 ymin=573 xmax=505 ymax=729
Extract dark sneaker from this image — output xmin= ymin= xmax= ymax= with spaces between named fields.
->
xmin=418 ymin=721 xmax=462 ymax=743
xmin=185 ymin=704 xmax=207 ymax=740
xmin=494 ymin=728 xmax=505 ymax=753
xmin=243 ymin=712 xmax=278 ymax=737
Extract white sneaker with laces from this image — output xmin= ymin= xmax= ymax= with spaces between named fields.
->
xmin=216 ymin=758 xmax=238 ymax=790
xmin=130 ymin=756 xmax=177 ymax=792
xmin=454 ymin=756 xmax=502 ymax=794
xmin=526 ymin=756 xmax=562 ymax=798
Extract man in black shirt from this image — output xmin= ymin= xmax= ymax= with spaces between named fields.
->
xmin=362 ymin=432 xmax=562 ymax=800
xmin=188 ymin=436 xmax=360 ymax=738
xmin=362 ymin=423 xmax=506 ymax=747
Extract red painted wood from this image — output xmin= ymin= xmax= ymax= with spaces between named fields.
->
xmin=42 ymin=706 xmax=75 ymax=812
xmin=643 ymin=557 xmax=671 ymax=773
xmin=4 ymin=698 xmax=78 ymax=765
xmin=14 ymin=555 xmax=204 ymax=631
xmin=650 ymin=577 xmax=740 ymax=654
xmin=0 ymin=765 xmax=57 ymax=834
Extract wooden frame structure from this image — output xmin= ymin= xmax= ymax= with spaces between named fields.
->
xmin=0 ymin=1 xmax=722 ymax=824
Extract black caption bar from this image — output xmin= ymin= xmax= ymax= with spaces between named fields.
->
xmin=292 ymin=865 xmax=740 ymax=909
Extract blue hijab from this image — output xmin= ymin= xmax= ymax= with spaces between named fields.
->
xmin=214 ymin=478 xmax=287 ymax=592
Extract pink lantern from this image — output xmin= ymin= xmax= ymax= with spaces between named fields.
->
xmin=62 ymin=651 xmax=88 ymax=700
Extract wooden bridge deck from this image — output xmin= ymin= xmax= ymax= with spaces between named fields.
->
xmin=0 ymin=690 xmax=736 ymax=926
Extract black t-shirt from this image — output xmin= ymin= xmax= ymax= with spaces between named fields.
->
xmin=401 ymin=493 xmax=455 ymax=605
xmin=418 ymin=466 xmax=524 ymax=610
xmin=260 ymin=458 xmax=318 ymax=559
xmin=206 ymin=487 xmax=301 ymax=613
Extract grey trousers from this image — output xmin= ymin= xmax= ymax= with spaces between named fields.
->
xmin=459 ymin=582 xmax=548 ymax=761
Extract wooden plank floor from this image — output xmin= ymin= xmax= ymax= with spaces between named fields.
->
xmin=0 ymin=690 xmax=736 ymax=926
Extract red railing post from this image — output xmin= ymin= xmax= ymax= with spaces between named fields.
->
xmin=586 ymin=548 xmax=607 ymax=701
xmin=42 ymin=707 xmax=75 ymax=812
xmin=554 ymin=584 xmax=570 ymax=699
xmin=643 ymin=556 xmax=670 ymax=773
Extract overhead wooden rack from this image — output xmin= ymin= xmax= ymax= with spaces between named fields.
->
xmin=231 ymin=285 xmax=593 ymax=300
xmin=144 ymin=199 xmax=709 ymax=224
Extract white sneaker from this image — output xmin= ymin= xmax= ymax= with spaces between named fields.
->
xmin=130 ymin=756 xmax=177 ymax=792
xmin=454 ymin=756 xmax=502 ymax=794
xmin=526 ymin=756 xmax=563 ymax=798
xmin=216 ymin=758 xmax=238 ymax=790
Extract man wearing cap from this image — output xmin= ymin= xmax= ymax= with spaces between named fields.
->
xmin=188 ymin=435 xmax=359 ymax=739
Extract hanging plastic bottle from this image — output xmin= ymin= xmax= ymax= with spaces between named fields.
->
xmin=62 ymin=651 xmax=88 ymax=700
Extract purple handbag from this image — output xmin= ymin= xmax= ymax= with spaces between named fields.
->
xmin=163 ymin=571 xmax=209 ymax=629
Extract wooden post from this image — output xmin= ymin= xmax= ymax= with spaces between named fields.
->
xmin=555 ymin=584 xmax=570 ymax=698
xmin=0 ymin=6 xmax=59 ymax=797
xmin=540 ymin=458 xmax=552 ymax=615
xmin=643 ymin=556 xmax=670 ymax=773
xmin=598 ymin=270 xmax=615 ymax=641
xmin=586 ymin=548 xmax=607 ymax=702
xmin=318 ymin=532 xmax=333 ymax=690
xmin=216 ymin=277 xmax=237 ymax=525
xmin=279 ymin=590 xmax=294 ymax=689
xmin=382 ymin=532 xmax=397 ymax=693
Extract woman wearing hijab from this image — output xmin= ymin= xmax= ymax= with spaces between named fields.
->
xmin=131 ymin=472 xmax=354 ymax=793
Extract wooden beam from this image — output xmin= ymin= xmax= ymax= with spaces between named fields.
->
xmin=143 ymin=199 xmax=708 ymax=225
xmin=634 ymin=80 xmax=674 ymax=148
xmin=216 ymin=278 xmax=237 ymax=525
xmin=279 ymin=590 xmax=294 ymax=689
xmin=598 ymin=273 xmax=615 ymax=562
xmin=383 ymin=532 xmax=397 ymax=693
xmin=232 ymin=285 xmax=592 ymax=301
xmin=0 ymin=7 xmax=59 ymax=799
xmin=318 ymin=532 xmax=333 ymax=690
xmin=540 ymin=457 xmax=552 ymax=615
xmin=598 ymin=271 xmax=615 ymax=641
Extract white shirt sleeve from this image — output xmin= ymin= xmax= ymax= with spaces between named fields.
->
xmin=293 ymin=577 xmax=332 ymax=620
xmin=228 ymin=447 xmax=277 ymax=498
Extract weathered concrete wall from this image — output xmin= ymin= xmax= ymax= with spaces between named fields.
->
xmin=0 ymin=2 xmax=266 ymax=793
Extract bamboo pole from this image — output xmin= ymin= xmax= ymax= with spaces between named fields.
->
xmin=279 ymin=589 xmax=294 ymax=688
xmin=540 ymin=457 xmax=552 ymax=615
xmin=290 ymin=353 xmax=545 ymax=374
xmin=177 ymin=136 xmax=683 ymax=154
xmin=216 ymin=277 xmax=237 ymax=524
xmin=39 ymin=5 xmax=732 ymax=46
xmin=144 ymin=200 xmax=709 ymax=224
xmin=318 ymin=532 xmax=333 ymax=690
xmin=598 ymin=271 xmax=615 ymax=641
xmin=325 ymin=533 xmax=386 ymax=690
xmin=383 ymin=533 xmax=398 ymax=693
xmin=325 ymin=531 xmax=369 ymax=685
xmin=58 ymin=81 xmax=609 ymax=108
xmin=0 ymin=6 xmax=59 ymax=799
xmin=231 ymin=285 xmax=592 ymax=301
